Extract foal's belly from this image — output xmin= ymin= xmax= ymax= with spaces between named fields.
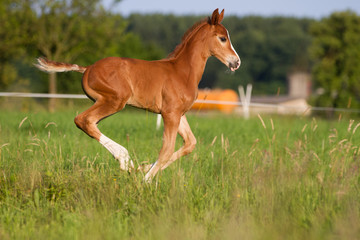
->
xmin=127 ymin=95 xmax=162 ymax=113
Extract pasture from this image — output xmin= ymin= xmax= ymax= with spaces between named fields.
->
xmin=0 ymin=106 xmax=359 ymax=239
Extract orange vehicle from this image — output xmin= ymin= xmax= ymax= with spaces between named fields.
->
xmin=191 ymin=89 xmax=239 ymax=113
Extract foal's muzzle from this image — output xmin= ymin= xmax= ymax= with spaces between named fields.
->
xmin=229 ymin=58 xmax=241 ymax=72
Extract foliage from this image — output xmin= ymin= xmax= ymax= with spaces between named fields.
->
xmin=0 ymin=0 xmax=36 ymax=89
xmin=0 ymin=0 xmax=163 ymax=94
xmin=310 ymin=11 xmax=360 ymax=109
xmin=0 ymin=4 xmax=314 ymax=96
xmin=0 ymin=109 xmax=359 ymax=239
xmin=33 ymin=0 xmax=164 ymax=95
xmin=127 ymin=14 xmax=200 ymax=55
xmin=220 ymin=16 xmax=313 ymax=95
xmin=2 ymin=3 xmax=360 ymax=107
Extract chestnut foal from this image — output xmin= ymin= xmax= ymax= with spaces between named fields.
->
xmin=35 ymin=9 xmax=240 ymax=182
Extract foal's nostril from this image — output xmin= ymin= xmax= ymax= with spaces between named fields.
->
xmin=227 ymin=56 xmax=241 ymax=71
xmin=231 ymin=59 xmax=240 ymax=69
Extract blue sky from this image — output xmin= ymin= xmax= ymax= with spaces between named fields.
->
xmin=104 ymin=0 xmax=360 ymax=18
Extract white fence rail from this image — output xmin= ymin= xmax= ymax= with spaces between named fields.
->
xmin=1 ymin=92 xmax=360 ymax=114
xmin=0 ymin=92 xmax=87 ymax=99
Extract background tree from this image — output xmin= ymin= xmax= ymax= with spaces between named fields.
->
xmin=220 ymin=16 xmax=313 ymax=94
xmin=310 ymin=11 xmax=360 ymax=109
xmin=0 ymin=0 xmax=35 ymax=90
xmin=35 ymin=0 xmax=107 ymax=111
xmin=32 ymin=0 xmax=163 ymax=111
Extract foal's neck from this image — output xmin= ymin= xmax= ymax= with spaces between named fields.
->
xmin=173 ymin=34 xmax=210 ymax=87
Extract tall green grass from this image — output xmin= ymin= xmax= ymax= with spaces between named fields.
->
xmin=0 ymin=108 xmax=359 ymax=239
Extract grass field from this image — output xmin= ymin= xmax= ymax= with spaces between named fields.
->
xmin=0 ymin=106 xmax=359 ymax=239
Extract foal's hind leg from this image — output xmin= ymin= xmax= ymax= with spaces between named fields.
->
xmin=74 ymin=99 xmax=134 ymax=171
xmin=161 ymin=115 xmax=196 ymax=170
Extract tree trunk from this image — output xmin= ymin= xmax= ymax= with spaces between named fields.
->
xmin=49 ymin=72 xmax=57 ymax=112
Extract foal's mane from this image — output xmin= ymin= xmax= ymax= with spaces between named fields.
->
xmin=167 ymin=18 xmax=210 ymax=59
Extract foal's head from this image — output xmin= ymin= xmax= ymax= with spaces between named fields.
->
xmin=206 ymin=9 xmax=241 ymax=72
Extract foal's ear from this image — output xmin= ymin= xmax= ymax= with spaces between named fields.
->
xmin=218 ymin=9 xmax=225 ymax=23
xmin=210 ymin=8 xmax=225 ymax=25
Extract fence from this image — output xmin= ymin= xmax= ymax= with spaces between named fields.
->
xmin=0 ymin=90 xmax=360 ymax=129
xmin=1 ymin=92 xmax=359 ymax=114
xmin=2 ymin=91 xmax=359 ymax=130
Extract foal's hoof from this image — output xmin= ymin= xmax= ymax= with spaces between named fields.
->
xmin=144 ymin=174 xmax=153 ymax=184
xmin=119 ymin=159 xmax=135 ymax=173
xmin=137 ymin=163 xmax=153 ymax=173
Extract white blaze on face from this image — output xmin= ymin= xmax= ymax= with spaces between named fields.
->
xmin=226 ymin=29 xmax=241 ymax=67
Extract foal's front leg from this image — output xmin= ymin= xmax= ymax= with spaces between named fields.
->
xmin=161 ymin=115 xmax=196 ymax=170
xmin=144 ymin=113 xmax=180 ymax=182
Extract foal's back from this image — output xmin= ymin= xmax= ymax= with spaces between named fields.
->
xmin=83 ymin=56 xmax=181 ymax=113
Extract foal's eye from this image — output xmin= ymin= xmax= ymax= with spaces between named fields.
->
xmin=219 ymin=37 xmax=227 ymax=42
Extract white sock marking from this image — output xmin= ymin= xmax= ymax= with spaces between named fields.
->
xmin=144 ymin=161 xmax=158 ymax=183
xmin=99 ymin=134 xmax=134 ymax=170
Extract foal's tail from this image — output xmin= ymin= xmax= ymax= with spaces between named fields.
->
xmin=34 ymin=57 xmax=87 ymax=74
